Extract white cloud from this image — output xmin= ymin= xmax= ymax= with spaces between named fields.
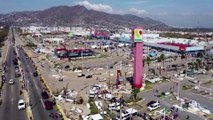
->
xmin=77 ymin=1 xmax=113 ymax=13
xmin=128 ymin=8 xmax=148 ymax=16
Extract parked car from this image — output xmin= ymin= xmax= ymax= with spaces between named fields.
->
xmin=18 ymin=99 xmax=25 ymax=110
xmin=86 ymin=75 xmax=92 ymax=78
xmin=41 ymin=91 xmax=49 ymax=99
xmin=147 ymin=101 xmax=160 ymax=111
xmin=33 ymin=72 xmax=38 ymax=77
xmin=58 ymin=77 xmax=63 ymax=81
xmin=116 ymin=111 xmax=130 ymax=120
xmin=77 ymin=73 xmax=85 ymax=77
xmin=2 ymin=75 xmax=6 ymax=82
xmin=15 ymin=72 xmax=21 ymax=77
xmin=99 ymin=78 xmax=106 ymax=82
xmin=108 ymin=102 xmax=120 ymax=111
xmin=15 ymin=66 xmax=19 ymax=70
xmin=147 ymin=101 xmax=159 ymax=106
xmin=44 ymin=100 xmax=53 ymax=110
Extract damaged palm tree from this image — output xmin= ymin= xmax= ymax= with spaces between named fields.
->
xmin=74 ymin=96 xmax=84 ymax=104
xmin=63 ymin=82 xmax=70 ymax=97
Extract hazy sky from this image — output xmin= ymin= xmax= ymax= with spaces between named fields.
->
xmin=0 ymin=0 xmax=213 ymax=28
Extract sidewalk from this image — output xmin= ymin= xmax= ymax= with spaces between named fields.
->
xmin=0 ymin=34 xmax=10 ymax=93
xmin=0 ymin=40 xmax=9 ymax=67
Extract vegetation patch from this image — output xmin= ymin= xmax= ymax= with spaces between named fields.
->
xmin=0 ymin=27 xmax=9 ymax=48
xmin=25 ymin=42 xmax=37 ymax=48
xmin=88 ymin=99 xmax=99 ymax=114
xmin=203 ymin=80 xmax=213 ymax=85
xmin=182 ymin=85 xmax=194 ymax=90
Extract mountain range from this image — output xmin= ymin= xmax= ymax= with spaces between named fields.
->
xmin=0 ymin=5 xmax=170 ymax=30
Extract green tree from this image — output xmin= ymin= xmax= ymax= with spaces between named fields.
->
xmin=25 ymin=42 xmax=37 ymax=48
xmin=181 ymin=54 xmax=186 ymax=59
xmin=196 ymin=59 xmax=202 ymax=68
xmin=145 ymin=57 xmax=151 ymax=66
xmin=157 ymin=54 xmax=166 ymax=62
xmin=158 ymin=54 xmax=166 ymax=71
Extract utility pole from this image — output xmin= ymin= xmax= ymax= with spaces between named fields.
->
xmin=163 ymin=111 xmax=166 ymax=120
xmin=177 ymin=81 xmax=180 ymax=98
xmin=120 ymin=105 xmax=122 ymax=120
xmin=81 ymin=49 xmax=83 ymax=70
xmin=27 ymin=80 xmax=30 ymax=106
xmin=107 ymin=66 xmax=111 ymax=90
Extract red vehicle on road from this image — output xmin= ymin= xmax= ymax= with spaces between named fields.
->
xmin=44 ymin=100 xmax=53 ymax=110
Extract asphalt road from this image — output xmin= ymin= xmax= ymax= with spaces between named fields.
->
xmin=0 ymin=45 xmax=27 ymax=120
xmin=18 ymin=46 xmax=61 ymax=120
xmin=140 ymin=80 xmax=210 ymax=120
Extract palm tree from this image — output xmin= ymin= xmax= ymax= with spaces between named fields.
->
xmin=196 ymin=58 xmax=202 ymax=69
xmin=145 ymin=56 xmax=151 ymax=66
xmin=145 ymin=56 xmax=152 ymax=73
xmin=131 ymin=88 xmax=140 ymax=101
xmin=157 ymin=54 xmax=166 ymax=73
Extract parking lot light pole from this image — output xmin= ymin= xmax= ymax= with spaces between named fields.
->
xmin=27 ymin=80 xmax=30 ymax=108
xmin=107 ymin=66 xmax=111 ymax=90
xmin=177 ymin=81 xmax=180 ymax=98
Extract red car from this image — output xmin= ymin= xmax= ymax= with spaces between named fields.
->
xmin=44 ymin=100 xmax=53 ymax=110
xmin=41 ymin=91 xmax=49 ymax=99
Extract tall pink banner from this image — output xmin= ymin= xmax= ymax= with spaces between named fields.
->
xmin=132 ymin=27 xmax=143 ymax=88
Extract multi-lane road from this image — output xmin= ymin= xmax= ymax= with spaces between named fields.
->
xmin=0 ymin=44 xmax=27 ymax=120
xmin=0 ymin=29 xmax=61 ymax=120
xmin=18 ymin=46 xmax=61 ymax=120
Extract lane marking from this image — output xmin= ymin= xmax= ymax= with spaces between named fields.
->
xmin=11 ymin=97 xmax=14 ymax=104
xmin=40 ymin=99 xmax=45 ymax=109
xmin=32 ymin=79 xmax=39 ymax=91
xmin=10 ymin=83 xmax=15 ymax=105
xmin=11 ymin=85 xmax=14 ymax=94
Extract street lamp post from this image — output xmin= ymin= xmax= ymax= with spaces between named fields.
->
xmin=177 ymin=81 xmax=180 ymax=98
xmin=108 ymin=66 xmax=111 ymax=90
xmin=81 ymin=49 xmax=83 ymax=70
xmin=27 ymin=80 xmax=30 ymax=106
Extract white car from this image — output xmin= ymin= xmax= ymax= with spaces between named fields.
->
xmin=9 ymin=79 xmax=15 ymax=85
xmin=108 ymin=102 xmax=120 ymax=111
xmin=18 ymin=99 xmax=26 ymax=110
xmin=147 ymin=102 xmax=160 ymax=111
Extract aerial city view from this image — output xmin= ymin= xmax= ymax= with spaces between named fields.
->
xmin=0 ymin=0 xmax=213 ymax=120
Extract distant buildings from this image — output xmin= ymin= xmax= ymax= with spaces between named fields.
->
xmin=117 ymin=33 xmax=206 ymax=54
xmin=20 ymin=26 xmax=212 ymax=56
xmin=54 ymin=48 xmax=94 ymax=58
xmin=20 ymin=26 xmax=71 ymax=33
xmin=43 ymin=38 xmax=64 ymax=45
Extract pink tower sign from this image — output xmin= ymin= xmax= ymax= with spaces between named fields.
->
xmin=132 ymin=27 xmax=143 ymax=88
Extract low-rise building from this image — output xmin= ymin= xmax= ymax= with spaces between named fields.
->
xmin=43 ymin=38 xmax=64 ymax=44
